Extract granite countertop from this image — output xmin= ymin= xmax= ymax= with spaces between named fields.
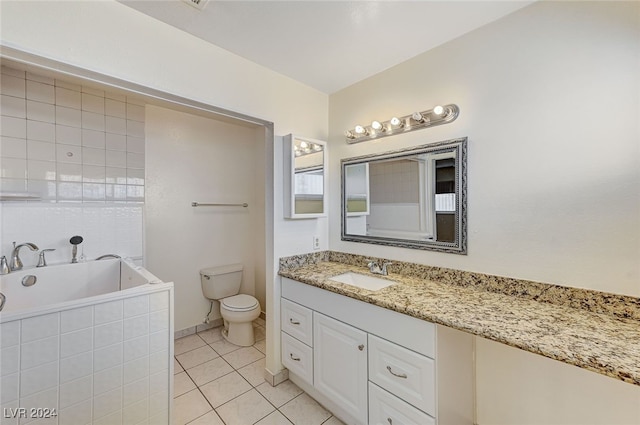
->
xmin=279 ymin=254 xmax=640 ymax=386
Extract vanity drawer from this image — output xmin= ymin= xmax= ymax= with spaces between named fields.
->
xmin=369 ymin=382 xmax=435 ymax=425
xmin=368 ymin=334 xmax=435 ymax=416
xmin=281 ymin=332 xmax=313 ymax=386
xmin=281 ymin=298 xmax=313 ymax=346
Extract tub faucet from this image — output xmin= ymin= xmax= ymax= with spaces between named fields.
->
xmin=10 ymin=242 xmax=39 ymax=271
xmin=367 ymin=260 xmax=393 ymax=276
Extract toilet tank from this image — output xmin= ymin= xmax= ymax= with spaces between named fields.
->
xmin=200 ymin=264 xmax=243 ymax=300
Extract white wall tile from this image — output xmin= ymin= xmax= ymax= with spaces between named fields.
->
xmin=26 ymin=120 xmax=55 ymax=142
xmin=60 ymin=328 xmax=93 ymax=358
xmin=20 ymin=360 xmax=58 ymax=397
xmin=148 ymin=370 xmax=169 ymax=394
xmin=0 ymin=177 xmax=27 ymax=193
xmin=20 ymin=387 xmax=58 ymax=417
xmin=94 ymin=321 xmax=123 ymax=349
xmin=94 ymin=342 xmax=123 ymax=372
xmin=93 ymin=387 xmax=122 ymax=420
xmin=95 ymin=300 xmax=123 ymax=325
xmin=26 ymin=72 xmax=54 ymax=85
xmin=123 ymin=335 xmax=148 ymax=362
xmin=149 ymin=349 xmax=168 ymax=374
xmin=1 ymin=116 xmax=27 ymax=138
xmin=27 ymin=140 xmax=56 ymax=162
xmin=1 ymin=137 xmax=27 ymax=159
xmin=106 ymin=92 xmax=126 ymax=102
xmin=1 ymin=373 xmax=19 ymax=404
xmin=82 ymin=129 xmax=105 ymax=149
xmin=127 ymin=185 xmax=144 ymax=202
xmin=82 ymin=165 xmax=106 ymax=183
xmin=126 ymin=168 xmax=144 ymax=186
xmin=59 ymin=399 xmax=92 ymax=425
xmin=82 ymin=93 xmax=105 ymax=114
xmin=123 ymin=295 xmax=149 ymax=318
xmin=56 ymin=144 xmax=82 ymax=164
xmin=82 ymin=86 xmax=104 ymax=97
xmin=60 ymin=352 xmax=92 ymax=384
xmin=106 ymin=116 xmax=126 ymax=135
xmin=1 ymin=94 xmax=26 ymax=118
xmin=149 ymin=310 xmax=168 ymax=333
xmin=57 ymin=182 xmax=83 ymax=201
xmin=106 ymin=167 xmax=127 ymax=184
xmin=0 ymin=321 xmax=20 ymax=348
xmin=1 ymin=157 xmax=27 ymax=179
xmin=124 ymin=315 xmax=149 ymax=341
xmin=106 ymin=133 xmax=126 ymax=151
xmin=106 ymin=150 xmax=126 ymax=168
xmin=21 ymin=312 xmax=59 ymax=343
xmin=56 ymin=125 xmax=82 ymax=146
xmin=1 ymin=66 xmax=24 ymax=78
xmin=93 ymin=410 xmax=122 ymax=425
xmin=123 ymin=398 xmax=147 ymax=425
xmin=123 ymin=377 xmax=148 ymax=406
xmin=126 ymin=152 xmax=144 ymax=169
xmin=57 ymin=164 xmax=82 ymax=182
xmin=82 ymin=147 xmax=105 ymax=166
xmin=105 ymin=99 xmax=126 ymax=118
xmin=94 ymin=364 xmax=123 ymax=395
xmin=1 ymin=75 xmax=26 ymax=98
xmin=55 ymin=87 xmax=81 ymax=109
xmin=123 ymin=356 xmax=149 ymax=385
xmin=126 ymin=104 xmax=145 ymax=122
xmin=27 ymin=180 xmax=57 ymax=200
xmin=106 ymin=184 xmax=127 ymax=202
xmin=26 ymin=101 xmax=55 ymax=123
xmin=60 ymin=305 xmax=93 ymax=333
xmin=1 ymin=346 xmax=20 ymax=376
xmin=148 ymin=330 xmax=168 ymax=354
xmin=26 ymin=80 xmax=55 ymax=104
xmin=82 ymin=111 xmax=105 ymax=131
xmin=126 ymin=136 xmax=144 ymax=154
xmin=126 ymin=120 xmax=144 ymax=138
xmin=59 ymin=375 xmax=92 ymax=409
xmin=21 ymin=335 xmax=58 ymax=369
xmin=55 ymin=106 xmax=81 ymax=128
xmin=55 ymin=79 xmax=81 ymax=92
xmin=27 ymin=159 xmax=56 ymax=180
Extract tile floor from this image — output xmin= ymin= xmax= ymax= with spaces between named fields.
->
xmin=173 ymin=322 xmax=345 ymax=425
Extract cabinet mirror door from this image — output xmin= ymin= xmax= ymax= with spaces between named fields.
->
xmin=284 ymin=134 xmax=327 ymax=218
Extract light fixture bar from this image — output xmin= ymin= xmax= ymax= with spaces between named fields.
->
xmin=345 ymin=104 xmax=459 ymax=144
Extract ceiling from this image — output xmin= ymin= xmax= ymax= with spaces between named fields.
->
xmin=121 ymin=1 xmax=535 ymax=94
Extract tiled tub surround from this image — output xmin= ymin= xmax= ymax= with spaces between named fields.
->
xmin=0 ymin=260 xmax=174 ymax=425
xmin=278 ymin=251 xmax=640 ymax=386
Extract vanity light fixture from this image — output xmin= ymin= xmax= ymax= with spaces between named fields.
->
xmin=294 ymin=139 xmax=324 ymax=157
xmin=344 ymin=104 xmax=459 ymax=144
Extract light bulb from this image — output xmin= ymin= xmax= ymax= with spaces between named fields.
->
xmin=294 ymin=150 xmax=302 ymax=157
xmin=354 ymin=125 xmax=366 ymax=135
xmin=344 ymin=130 xmax=355 ymax=139
xmin=299 ymin=141 xmax=309 ymax=149
xmin=313 ymin=144 xmax=322 ymax=151
xmin=433 ymin=105 xmax=444 ymax=116
xmin=371 ymin=121 xmax=383 ymax=131
xmin=390 ymin=117 xmax=403 ymax=127
xmin=412 ymin=112 xmax=425 ymax=123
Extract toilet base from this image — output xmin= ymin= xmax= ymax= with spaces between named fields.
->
xmin=222 ymin=320 xmax=256 ymax=346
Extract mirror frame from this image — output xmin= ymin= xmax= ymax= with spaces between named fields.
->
xmin=284 ymin=134 xmax=328 ymax=219
xmin=341 ymin=137 xmax=467 ymax=254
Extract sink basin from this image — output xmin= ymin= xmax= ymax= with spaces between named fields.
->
xmin=329 ymin=272 xmax=395 ymax=291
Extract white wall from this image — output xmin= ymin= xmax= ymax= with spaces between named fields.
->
xmin=328 ymin=1 xmax=639 ymax=423
xmin=1 ymin=0 xmax=330 ymax=376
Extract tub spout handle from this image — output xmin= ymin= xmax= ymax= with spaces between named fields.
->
xmin=11 ymin=242 xmax=39 ymax=271
xmin=37 ymin=249 xmax=56 ymax=268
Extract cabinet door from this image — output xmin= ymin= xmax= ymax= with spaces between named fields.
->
xmin=313 ymin=312 xmax=368 ymax=425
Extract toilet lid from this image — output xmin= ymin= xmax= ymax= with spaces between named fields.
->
xmin=222 ymin=294 xmax=259 ymax=312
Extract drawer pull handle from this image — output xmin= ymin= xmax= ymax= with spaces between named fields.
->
xmin=358 ymin=344 xmax=365 ymax=351
xmin=387 ymin=418 xmax=393 ymax=425
xmin=290 ymin=353 xmax=301 ymax=361
xmin=289 ymin=318 xmax=301 ymax=325
xmin=386 ymin=366 xmax=408 ymax=379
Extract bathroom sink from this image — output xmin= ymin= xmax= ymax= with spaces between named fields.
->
xmin=329 ymin=272 xmax=395 ymax=291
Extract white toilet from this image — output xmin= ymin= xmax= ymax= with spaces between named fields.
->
xmin=200 ymin=264 xmax=261 ymax=346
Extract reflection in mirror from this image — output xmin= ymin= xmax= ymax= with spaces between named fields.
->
xmin=284 ymin=134 xmax=327 ymax=218
xmin=341 ymin=137 xmax=467 ymax=254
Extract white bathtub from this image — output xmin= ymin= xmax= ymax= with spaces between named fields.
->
xmin=0 ymin=259 xmax=174 ymax=425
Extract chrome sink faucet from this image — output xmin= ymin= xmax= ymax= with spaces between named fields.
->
xmin=367 ymin=260 xmax=393 ymax=276
xmin=10 ymin=242 xmax=39 ymax=271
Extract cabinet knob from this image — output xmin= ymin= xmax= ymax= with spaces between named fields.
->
xmin=289 ymin=318 xmax=301 ymax=325
xmin=290 ymin=353 xmax=301 ymax=361
xmin=358 ymin=344 xmax=365 ymax=351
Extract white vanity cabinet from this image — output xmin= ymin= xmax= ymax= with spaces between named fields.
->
xmin=281 ymin=277 xmax=474 ymax=425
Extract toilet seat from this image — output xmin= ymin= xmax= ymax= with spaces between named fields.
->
xmin=221 ymin=294 xmax=259 ymax=312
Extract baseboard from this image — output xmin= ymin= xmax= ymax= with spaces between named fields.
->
xmin=264 ymin=367 xmax=289 ymax=387
xmin=174 ymin=318 xmax=223 ymax=339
